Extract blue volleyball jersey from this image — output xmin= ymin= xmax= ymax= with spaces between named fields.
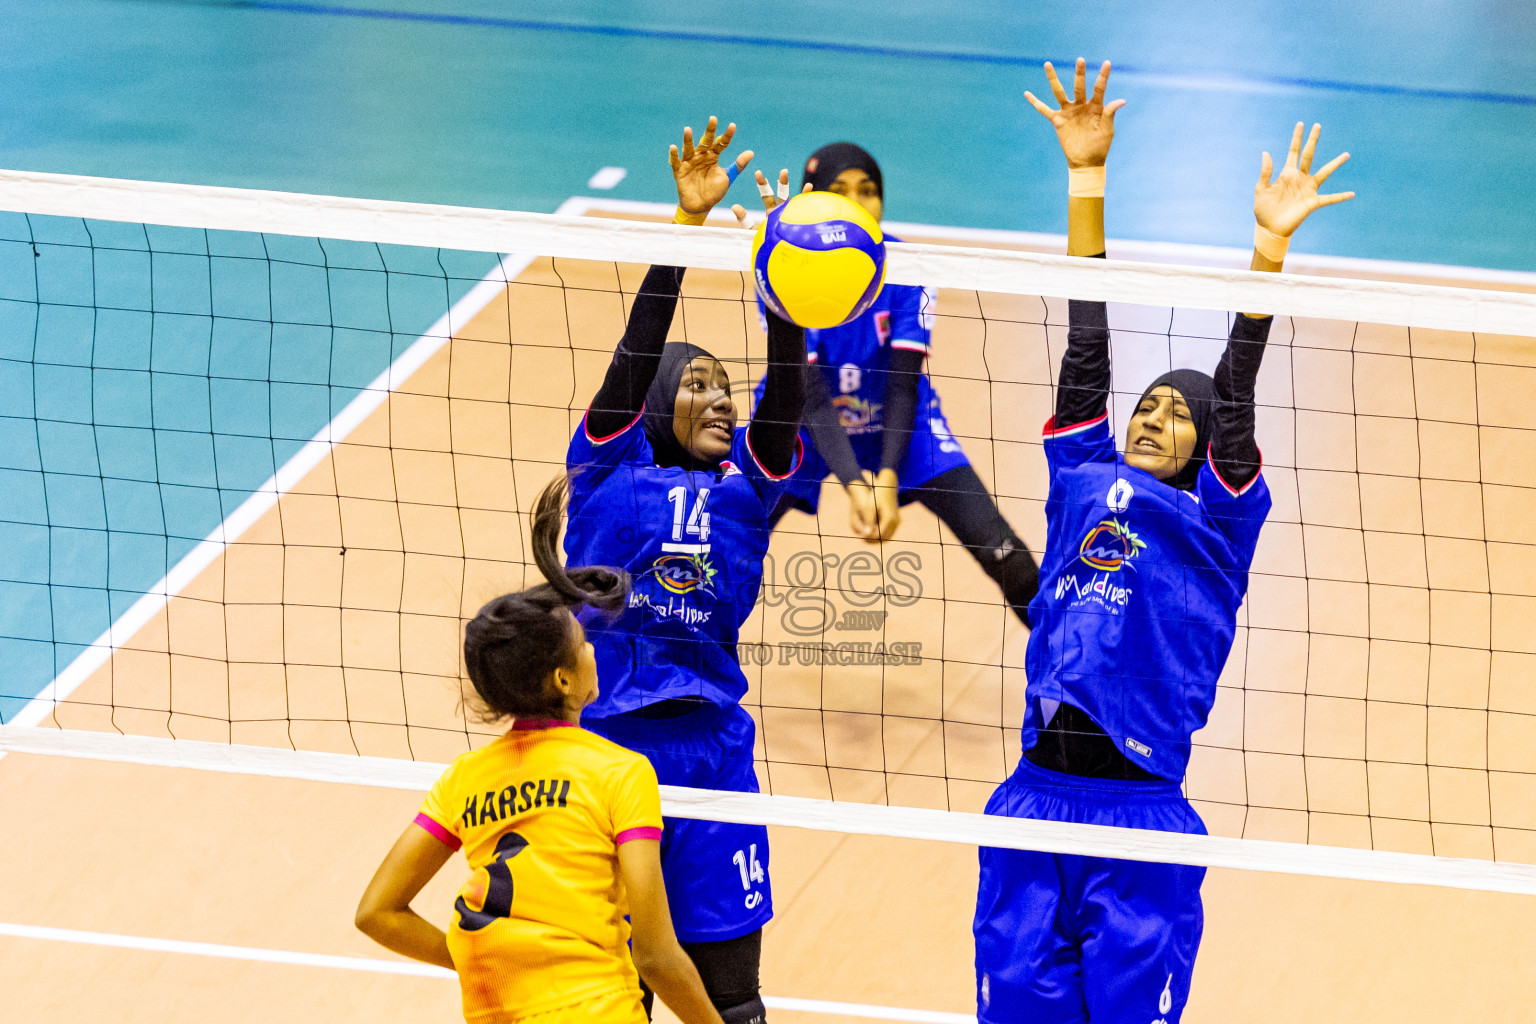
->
xmin=565 ymin=412 xmax=799 ymax=716
xmin=1022 ymin=412 xmax=1271 ymax=780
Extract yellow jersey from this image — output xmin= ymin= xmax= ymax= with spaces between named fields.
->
xmin=416 ymin=720 xmax=663 ymax=1023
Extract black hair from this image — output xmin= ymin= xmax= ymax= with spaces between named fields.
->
xmin=461 ymin=475 xmax=629 ymax=721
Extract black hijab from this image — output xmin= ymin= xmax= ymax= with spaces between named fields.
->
xmin=802 ymin=142 xmax=883 ymax=198
xmin=1137 ymin=369 xmax=1216 ymax=491
xmin=643 ymin=341 xmax=724 ymax=472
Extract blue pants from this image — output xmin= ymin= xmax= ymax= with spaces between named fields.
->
xmin=585 ymin=703 xmax=772 ymax=942
xmin=974 ymin=757 xmax=1206 ymax=1024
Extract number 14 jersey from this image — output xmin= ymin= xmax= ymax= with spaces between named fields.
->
xmin=565 ymin=412 xmax=798 ymax=717
xmin=415 ymin=721 xmax=664 ymax=1022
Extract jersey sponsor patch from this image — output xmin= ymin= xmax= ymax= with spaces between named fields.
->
xmin=873 ymin=309 xmax=891 ymax=343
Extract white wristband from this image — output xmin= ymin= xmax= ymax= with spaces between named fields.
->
xmin=1068 ymin=165 xmax=1106 ymax=198
xmin=1254 ymin=224 xmax=1291 ymax=262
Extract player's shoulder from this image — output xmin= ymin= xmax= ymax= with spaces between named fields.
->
xmin=570 ymin=728 xmax=658 ymax=780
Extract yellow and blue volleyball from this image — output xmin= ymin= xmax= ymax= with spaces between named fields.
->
xmin=751 ymin=191 xmax=886 ymax=329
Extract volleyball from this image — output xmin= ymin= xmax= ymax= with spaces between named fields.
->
xmin=751 ymin=190 xmax=887 ymax=329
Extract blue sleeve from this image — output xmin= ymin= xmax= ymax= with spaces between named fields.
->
xmin=1194 ymin=459 xmax=1272 ymax=565
xmin=888 ymin=284 xmax=934 ymax=355
xmin=1042 ymin=412 xmax=1117 ymax=477
xmin=567 ymin=411 xmax=650 ymax=499
xmin=727 ymin=425 xmax=804 ymax=506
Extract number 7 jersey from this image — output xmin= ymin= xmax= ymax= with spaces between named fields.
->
xmin=415 ymin=720 xmax=664 ymax=1021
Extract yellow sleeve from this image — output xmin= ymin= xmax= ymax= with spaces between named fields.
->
xmin=415 ymin=761 xmax=463 ymax=851
xmin=609 ymin=754 xmax=663 ymax=846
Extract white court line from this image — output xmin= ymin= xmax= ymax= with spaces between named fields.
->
xmin=6 ymin=232 xmax=570 ymax=730
xmin=0 ymin=922 xmax=973 ymax=1024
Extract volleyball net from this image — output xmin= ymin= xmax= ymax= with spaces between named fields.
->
xmin=2 ymin=168 xmax=1536 ymax=897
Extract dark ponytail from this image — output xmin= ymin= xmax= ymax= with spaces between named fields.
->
xmin=462 ymin=475 xmax=630 ymax=721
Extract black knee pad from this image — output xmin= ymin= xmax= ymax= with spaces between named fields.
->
xmin=682 ymin=929 xmax=762 ymax=1011
xmin=974 ymin=532 xmax=1040 ymax=624
xmin=718 ymin=995 xmax=767 ymax=1024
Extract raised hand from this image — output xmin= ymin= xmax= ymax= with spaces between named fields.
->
xmin=1254 ymin=122 xmax=1353 ymax=237
xmin=1025 ymin=58 xmax=1125 ymax=168
xmin=671 ymin=116 xmax=752 ymax=216
xmin=732 ymin=169 xmax=812 ymax=228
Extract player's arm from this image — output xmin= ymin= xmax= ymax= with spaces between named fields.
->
xmin=1026 ymin=58 xmax=1123 ymax=428
xmin=1212 ymin=123 xmax=1353 ymax=491
xmin=748 ymin=307 xmax=807 ymax=479
xmin=869 ymin=286 xmax=935 ymax=543
xmin=619 ymin=838 xmax=726 ymax=1024
xmin=799 ymin=362 xmax=882 ymax=539
xmin=588 ymin=118 xmax=754 ymax=440
xmin=355 ymin=821 xmax=456 ymax=970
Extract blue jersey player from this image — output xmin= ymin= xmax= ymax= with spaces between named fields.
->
xmin=742 ymin=144 xmax=1040 ymax=627
xmin=567 ymin=116 xmax=804 ymax=1024
xmin=973 ymin=60 xmax=1354 ymax=1023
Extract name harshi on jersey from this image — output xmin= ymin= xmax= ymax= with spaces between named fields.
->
xmin=462 ymin=779 xmax=573 ymax=827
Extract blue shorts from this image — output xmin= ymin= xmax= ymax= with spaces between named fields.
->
xmin=973 ymin=757 xmax=1206 ymax=1024
xmin=584 ymin=702 xmax=772 ymax=942
xmin=778 ymin=394 xmax=971 ymax=515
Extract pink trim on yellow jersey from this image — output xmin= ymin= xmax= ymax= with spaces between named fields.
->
xmin=414 ymin=811 xmax=461 ymax=850
xmin=615 ymin=825 xmax=663 ymax=845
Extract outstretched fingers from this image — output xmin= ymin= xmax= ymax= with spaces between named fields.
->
xmin=1043 ymin=61 xmax=1070 ymax=105
xmin=1312 ymin=149 xmax=1350 ymax=185
xmin=714 ymin=121 xmax=737 ymax=154
xmin=1024 ymin=89 xmax=1058 ymax=120
xmin=1298 ymin=122 xmax=1321 ymax=174
xmin=1314 ymin=189 xmax=1356 ymax=208
xmin=1073 ymin=57 xmax=1088 ymax=103
xmin=1257 ymin=151 xmax=1274 ymax=188
xmin=699 ymin=116 xmax=717 ymax=152
xmin=1089 ymin=60 xmax=1111 ymax=106
xmin=1283 ymin=121 xmax=1304 ymax=171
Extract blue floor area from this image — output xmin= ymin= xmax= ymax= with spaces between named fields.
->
xmin=1 ymin=0 xmax=1533 ymax=717
xmin=4 ymin=0 xmax=1535 ymax=269
xmin=0 ymin=214 xmax=493 ymax=721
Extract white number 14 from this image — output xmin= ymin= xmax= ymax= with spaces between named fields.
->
xmin=667 ymin=486 xmax=711 ymax=544
xmin=732 ymin=845 xmax=764 ymax=890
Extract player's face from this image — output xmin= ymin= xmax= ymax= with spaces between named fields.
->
xmin=558 ymin=613 xmax=600 ymax=713
xmin=1123 ymin=385 xmax=1197 ymax=481
xmin=673 ymin=355 xmax=737 ymax=463
xmin=829 ymin=169 xmax=883 ymax=222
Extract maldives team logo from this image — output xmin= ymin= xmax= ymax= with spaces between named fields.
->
xmin=833 ymin=394 xmax=881 ymax=434
xmin=1078 ymin=518 xmax=1147 ymax=571
xmin=645 ymin=552 xmax=718 ymax=596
